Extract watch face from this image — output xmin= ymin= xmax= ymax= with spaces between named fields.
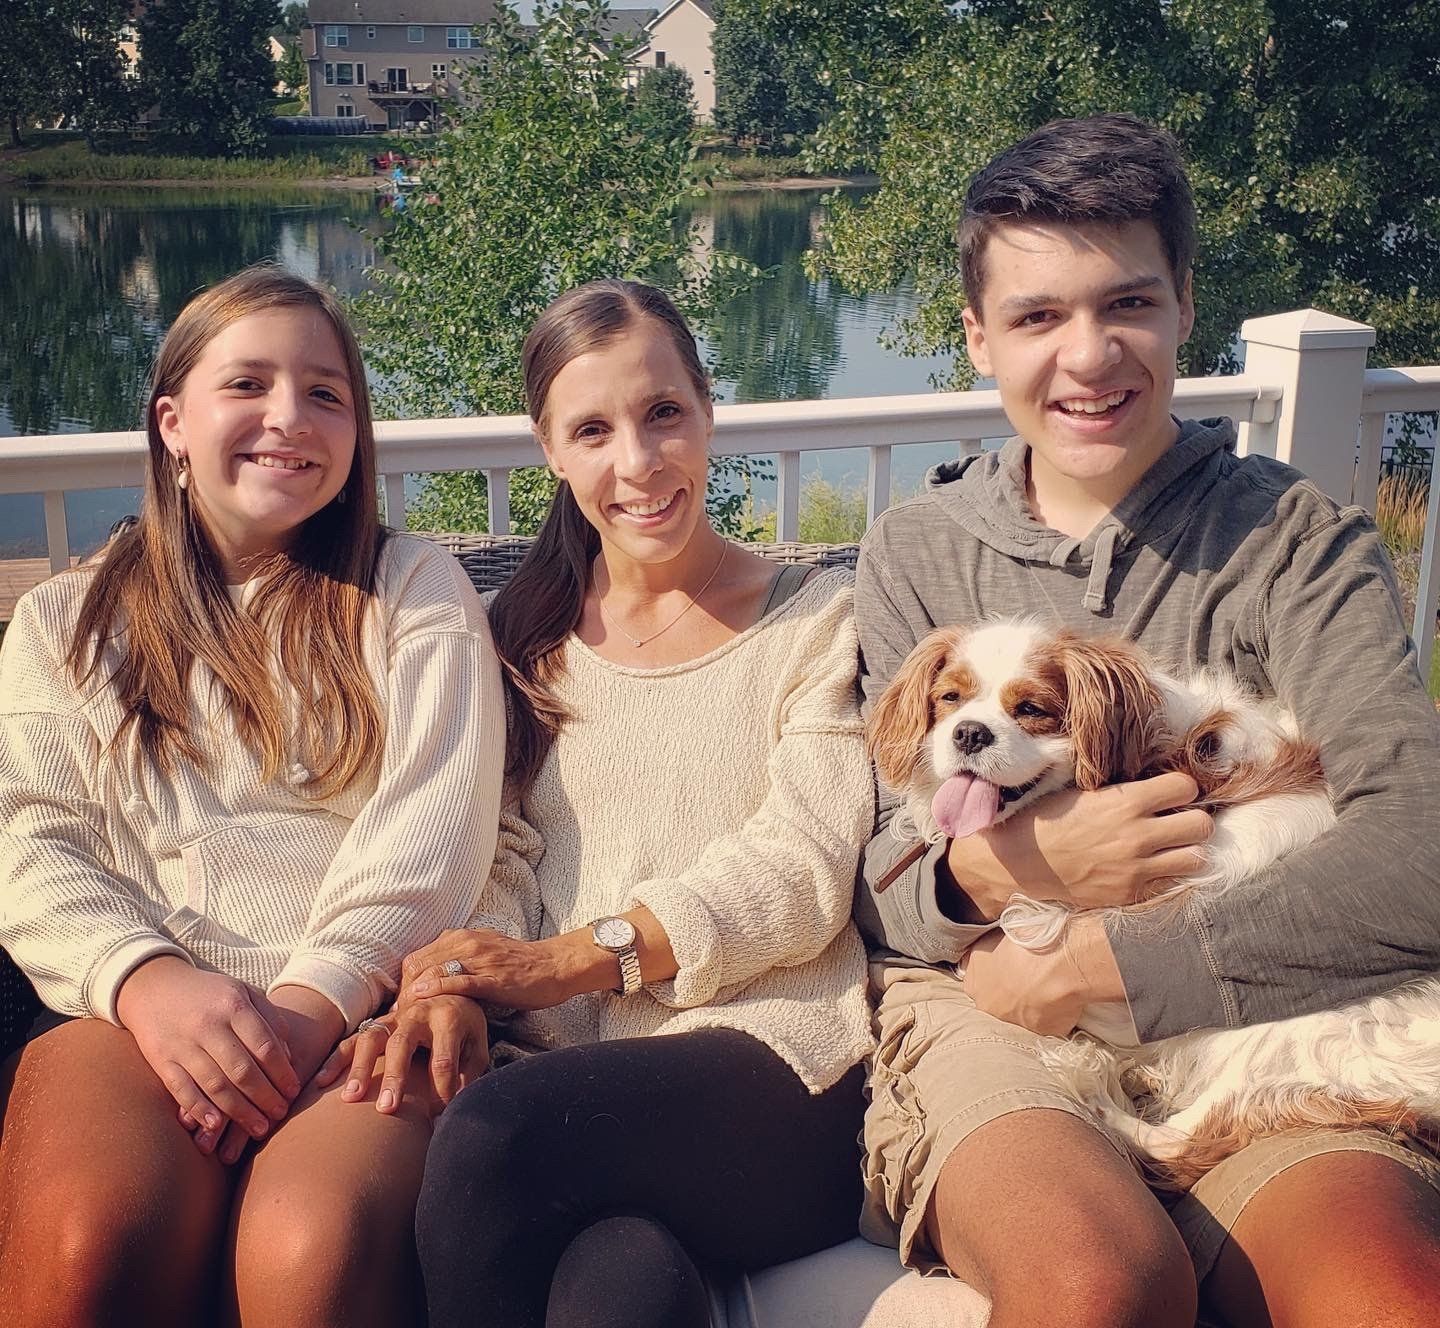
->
xmin=594 ymin=917 xmax=636 ymax=950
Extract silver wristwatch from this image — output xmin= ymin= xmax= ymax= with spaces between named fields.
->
xmin=590 ymin=916 xmax=642 ymax=996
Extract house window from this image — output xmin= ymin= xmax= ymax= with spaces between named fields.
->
xmin=432 ymin=62 xmax=447 ymax=80
xmin=336 ymin=104 xmax=356 ymax=117
xmin=385 ymin=67 xmax=408 ymax=90
xmin=366 ymin=25 xmax=376 ymax=39
xmin=324 ymin=62 xmax=363 ymax=86
xmin=323 ymin=24 xmax=348 ymax=47
xmin=409 ymin=25 xmax=424 ymax=41
xmin=654 ymin=50 xmax=666 ymax=67
xmin=446 ymin=26 xmax=474 ymax=48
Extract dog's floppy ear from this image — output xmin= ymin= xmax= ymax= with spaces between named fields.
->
xmin=1057 ymin=633 xmax=1164 ymax=790
xmin=867 ymin=628 xmax=961 ymax=791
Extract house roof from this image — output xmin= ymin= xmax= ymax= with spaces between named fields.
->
xmin=307 ymin=0 xmax=499 ymax=24
xmin=647 ymin=0 xmax=713 ymax=25
xmin=599 ymin=8 xmax=658 ymax=44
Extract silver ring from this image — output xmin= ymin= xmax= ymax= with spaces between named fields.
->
xmin=356 ymin=1016 xmax=385 ymax=1034
xmin=440 ymin=959 xmax=465 ymax=978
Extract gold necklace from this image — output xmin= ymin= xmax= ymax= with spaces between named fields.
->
xmin=597 ymin=542 xmax=729 ymax=648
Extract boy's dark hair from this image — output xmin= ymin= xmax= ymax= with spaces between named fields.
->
xmin=959 ymin=113 xmax=1196 ymax=316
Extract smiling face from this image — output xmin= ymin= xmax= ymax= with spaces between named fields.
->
xmin=962 ymin=219 xmax=1195 ymax=522
xmin=155 ymin=306 xmax=357 ymax=579
xmin=536 ymin=318 xmax=715 ymax=571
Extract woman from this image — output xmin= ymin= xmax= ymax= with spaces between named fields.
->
xmin=321 ymin=279 xmax=876 ymax=1328
xmin=0 ymin=266 xmax=505 ymax=1326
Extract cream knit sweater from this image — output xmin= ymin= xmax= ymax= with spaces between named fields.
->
xmin=0 ymin=534 xmax=505 ymax=1030
xmin=473 ymin=570 xmax=876 ymax=1093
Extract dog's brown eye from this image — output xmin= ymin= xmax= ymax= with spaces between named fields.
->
xmin=939 ymin=690 xmax=961 ymax=703
xmin=1015 ymin=700 xmax=1049 ymax=719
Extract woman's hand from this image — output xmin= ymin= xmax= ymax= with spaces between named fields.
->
xmin=313 ymin=996 xmax=490 ymax=1114
xmin=944 ymin=772 xmax=1212 ymax=921
xmin=116 ymin=955 xmax=301 ymax=1155
xmin=961 ymin=917 xmax=1125 ymax=1036
xmin=400 ymin=928 xmax=594 ymax=1011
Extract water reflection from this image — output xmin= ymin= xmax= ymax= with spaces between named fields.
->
xmin=0 ymin=187 xmax=378 ymax=438
xmin=1 ymin=184 xmax=952 ymax=555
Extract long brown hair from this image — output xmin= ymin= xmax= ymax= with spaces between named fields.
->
xmin=489 ymin=279 xmax=709 ymax=788
xmin=66 ymin=265 xmax=387 ymax=796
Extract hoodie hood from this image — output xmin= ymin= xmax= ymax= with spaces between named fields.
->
xmin=923 ymin=417 xmax=1239 ymax=614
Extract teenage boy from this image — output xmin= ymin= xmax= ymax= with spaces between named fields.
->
xmin=855 ymin=114 xmax=1440 ymax=1328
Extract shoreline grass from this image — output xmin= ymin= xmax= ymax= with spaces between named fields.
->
xmin=0 ymin=133 xmax=388 ymax=186
xmin=0 ymin=134 xmax=870 ymax=189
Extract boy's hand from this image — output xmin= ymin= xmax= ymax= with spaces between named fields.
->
xmin=943 ymin=772 xmax=1211 ymax=921
xmin=961 ymin=917 xmax=1125 ymax=1035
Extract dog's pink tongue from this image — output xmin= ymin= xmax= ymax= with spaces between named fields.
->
xmin=931 ymin=773 xmax=1002 ymax=839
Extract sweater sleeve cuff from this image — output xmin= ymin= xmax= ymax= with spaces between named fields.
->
xmin=1104 ymin=908 xmax=1232 ymax=1041
xmin=270 ymin=953 xmax=380 ymax=1033
xmin=463 ymin=911 xmax=526 ymax=940
xmin=856 ymin=837 xmax=998 ymax=964
xmin=627 ymin=879 xmax=722 ymax=1009
xmin=90 ymin=936 xmax=191 ymax=1025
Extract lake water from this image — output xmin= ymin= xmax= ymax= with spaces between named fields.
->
xmin=0 ymin=183 xmax=966 ymax=557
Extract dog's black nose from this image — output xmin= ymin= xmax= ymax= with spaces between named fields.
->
xmin=952 ymin=720 xmax=994 ymax=754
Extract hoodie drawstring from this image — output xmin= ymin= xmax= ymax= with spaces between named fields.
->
xmin=1048 ymin=538 xmax=1081 ymax=568
xmin=1083 ymin=524 xmax=1121 ymax=614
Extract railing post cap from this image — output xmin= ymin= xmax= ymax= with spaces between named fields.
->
xmin=1240 ymin=307 xmax=1376 ymax=351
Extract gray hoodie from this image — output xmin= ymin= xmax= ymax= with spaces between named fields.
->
xmin=855 ymin=417 xmax=1440 ymax=1043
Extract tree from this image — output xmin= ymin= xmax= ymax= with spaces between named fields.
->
xmin=140 ymin=0 xmax=281 ymax=155
xmin=352 ymin=1 xmax=762 ymax=536
xmin=632 ymin=65 xmax=695 ymax=145
xmin=277 ymin=40 xmax=307 ymax=103
xmin=735 ymin=0 xmax=1440 ymax=379
xmin=712 ymin=2 xmax=827 ymax=150
xmin=277 ymin=2 xmax=307 ymax=37
xmin=0 ymin=0 xmax=131 ymax=147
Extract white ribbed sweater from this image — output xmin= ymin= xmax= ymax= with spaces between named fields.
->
xmin=473 ymin=570 xmax=876 ymax=1093
xmin=0 ymin=535 xmax=505 ymax=1030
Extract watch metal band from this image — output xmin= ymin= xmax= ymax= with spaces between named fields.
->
xmin=616 ymin=946 xmax=643 ymax=996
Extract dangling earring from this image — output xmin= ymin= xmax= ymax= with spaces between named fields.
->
xmin=335 ymin=487 xmax=347 ymax=505
xmin=176 ymin=454 xmax=190 ymax=492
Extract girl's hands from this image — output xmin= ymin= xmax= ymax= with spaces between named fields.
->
xmin=116 ymin=955 xmax=301 ymax=1155
xmin=400 ymin=928 xmax=592 ymax=1011
xmin=944 ymin=772 xmax=1213 ymax=921
xmin=313 ymin=996 xmax=490 ymax=1114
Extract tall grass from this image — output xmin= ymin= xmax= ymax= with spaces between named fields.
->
xmin=2 ymin=135 xmax=381 ymax=184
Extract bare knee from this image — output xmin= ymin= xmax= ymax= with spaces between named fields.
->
xmin=232 ymin=1174 xmax=420 ymax=1326
xmin=1209 ymin=1150 xmax=1440 ymax=1328
xmin=983 ymin=1198 xmax=1196 ymax=1328
xmin=1 ymin=1164 xmax=227 ymax=1325
xmin=926 ymin=1110 xmax=1197 ymax=1328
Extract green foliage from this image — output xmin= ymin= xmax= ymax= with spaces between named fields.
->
xmin=753 ymin=475 xmax=868 ymax=544
xmin=352 ymin=1 xmax=762 ymax=537
xmin=736 ymin=0 xmax=1440 ymax=381
xmin=277 ymin=40 xmax=307 ymax=103
xmin=0 ymin=0 xmax=132 ymax=148
xmin=140 ymin=0 xmax=282 ymax=156
xmin=712 ymin=3 xmax=828 ymax=150
xmin=632 ymin=65 xmax=696 ymax=144
xmin=277 ymin=2 xmax=307 ymax=37
xmin=1 ymin=134 xmax=376 ymax=182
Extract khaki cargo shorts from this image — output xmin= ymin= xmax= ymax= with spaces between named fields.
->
xmin=860 ymin=955 xmax=1440 ymax=1283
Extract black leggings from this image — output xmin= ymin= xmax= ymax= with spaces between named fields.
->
xmin=416 ymin=1029 xmax=867 ymax=1328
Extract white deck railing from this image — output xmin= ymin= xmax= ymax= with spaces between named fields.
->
xmin=2 ymin=308 xmax=1437 ymax=668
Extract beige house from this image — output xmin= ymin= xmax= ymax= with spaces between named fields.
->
xmin=304 ymin=0 xmax=499 ymax=128
xmin=628 ymin=0 xmax=716 ymax=121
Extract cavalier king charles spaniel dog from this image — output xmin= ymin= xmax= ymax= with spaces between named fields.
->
xmin=867 ymin=619 xmax=1440 ymax=1187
